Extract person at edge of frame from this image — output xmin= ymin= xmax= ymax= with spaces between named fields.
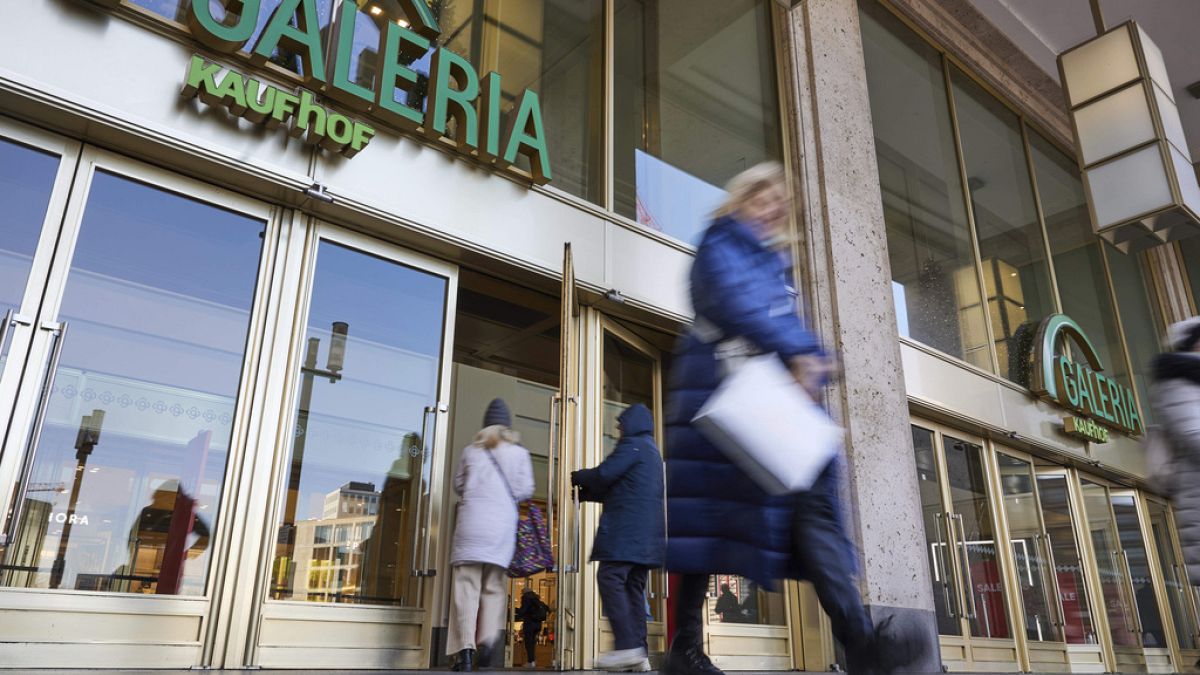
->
xmin=1150 ymin=317 xmax=1200 ymax=593
xmin=572 ymin=403 xmax=666 ymax=673
xmin=661 ymin=161 xmax=929 ymax=675
xmin=446 ymin=398 xmax=535 ymax=672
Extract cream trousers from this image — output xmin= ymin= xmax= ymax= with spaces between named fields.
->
xmin=446 ymin=562 xmax=508 ymax=655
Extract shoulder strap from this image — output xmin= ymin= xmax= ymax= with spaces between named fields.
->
xmin=483 ymin=447 xmax=519 ymax=504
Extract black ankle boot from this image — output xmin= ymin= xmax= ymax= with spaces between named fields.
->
xmin=662 ymin=636 xmax=723 ymax=675
xmin=451 ymin=648 xmax=476 ymax=672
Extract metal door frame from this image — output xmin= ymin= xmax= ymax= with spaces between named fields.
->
xmin=230 ymin=219 xmax=459 ymax=669
xmin=0 ymin=140 xmax=279 ymax=668
xmin=912 ymin=418 xmax=1021 ymax=672
xmin=1141 ymin=494 xmax=1200 ymax=672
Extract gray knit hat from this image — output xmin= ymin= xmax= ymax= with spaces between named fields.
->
xmin=483 ymin=398 xmax=512 ymax=428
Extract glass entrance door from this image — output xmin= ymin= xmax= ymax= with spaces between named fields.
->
xmin=0 ymin=142 xmax=272 ymax=668
xmin=1146 ymin=499 xmax=1200 ymax=662
xmin=911 ymin=422 xmax=1018 ymax=671
xmin=992 ymin=454 xmax=1105 ymax=670
xmin=553 ymin=243 xmax=583 ymax=669
xmin=1079 ymin=479 xmax=1173 ymax=671
xmin=252 ymin=226 xmax=457 ymax=668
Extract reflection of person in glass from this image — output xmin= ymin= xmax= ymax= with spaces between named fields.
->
xmin=446 ymin=399 xmax=534 ymax=672
xmin=714 ymin=583 xmax=740 ymax=623
xmin=116 ymin=480 xmax=210 ymax=594
xmin=739 ymin=581 xmax=759 ymax=624
xmin=663 ymin=163 xmax=928 ymax=675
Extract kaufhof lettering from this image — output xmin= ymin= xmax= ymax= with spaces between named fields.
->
xmin=182 ymin=0 xmax=551 ymax=180
xmin=183 ymin=56 xmax=376 ymax=157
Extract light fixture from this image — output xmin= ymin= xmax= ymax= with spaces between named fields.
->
xmin=1058 ymin=22 xmax=1200 ymax=252
xmin=398 ymin=18 xmax=410 ymax=27
xmin=369 ymin=5 xmax=382 ymax=15
xmin=302 ymin=182 xmax=335 ymax=204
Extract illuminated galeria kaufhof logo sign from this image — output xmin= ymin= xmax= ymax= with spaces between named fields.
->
xmin=1030 ymin=314 xmax=1143 ymax=444
xmin=176 ymin=0 xmax=550 ymax=179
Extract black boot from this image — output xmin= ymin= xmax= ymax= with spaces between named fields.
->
xmin=451 ymin=648 xmax=476 ymax=672
xmin=477 ymin=633 xmax=505 ymax=670
xmin=866 ymin=615 xmax=930 ymax=675
xmin=661 ymin=635 xmax=724 ymax=675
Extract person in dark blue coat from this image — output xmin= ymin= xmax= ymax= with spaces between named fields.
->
xmin=663 ymin=162 xmax=924 ymax=675
xmin=572 ymin=403 xmax=664 ymax=672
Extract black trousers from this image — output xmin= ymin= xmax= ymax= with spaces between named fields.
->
xmin=521 ymin=622 xmax=541 ymax=664
xmin=597 ymin=561 xmax=650 ymax=651
xmin=673 ymin=465 xmax=874 ymax=656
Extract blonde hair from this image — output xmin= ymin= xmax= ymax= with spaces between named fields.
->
xmin=713 ymin=161 xmax=787 ymax=219
xmin=474 ymin=424 xmax=520 ymax=449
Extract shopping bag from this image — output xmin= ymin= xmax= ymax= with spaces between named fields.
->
xmin=509 ymin=502 xmax=555 ymax=578
xmin=693 ymin=353 xmax=842 ymax=495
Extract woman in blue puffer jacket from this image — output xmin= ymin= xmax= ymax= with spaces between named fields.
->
xmin=662 ymin=162 xmax=923 ymax=675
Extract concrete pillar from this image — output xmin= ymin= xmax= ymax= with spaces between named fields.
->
xmin=783 ymin=0 xmax=939 ymax=668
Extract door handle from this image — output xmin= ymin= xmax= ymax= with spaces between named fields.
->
xmin=1040 ymin=532 xmax=1066 ymax=629
xmin=952 ymin=513 xmax=978 ymax=620
xmin=569 ymin=394 xmax=583 ymax=574
xmin=420 ymin=402 xmax=448 ymax=578
xmin=933 ymin=512 xmax=957 ymax=618
xmin=411 ymin=403 xmax=446 ymax=580
xmin=548 ymin=392 xmax=560 ymax=568
xmin=1121 ymin=550 xmax=1144 ymax=635
xmin=3 ymin=321 xmax=68 ymax=546
xmin=1110 ymin=550 xmax=1137 ymax=634
xmin=0 ymin=310 xmax=32 ymax=359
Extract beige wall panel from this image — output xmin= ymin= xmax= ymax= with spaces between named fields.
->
xmin=0 ymin=609 xmax=200 ymax=642
xmin=1091 ymin=433 xmax=1148 ymax=477
xmin=257 ymin=616 xmax=422 ymax=647
xmin=256 ymin=645 xmax=425 ymax=669
xmin=0 ymin=1 xmax=312 ymax=185
xmin=316 ymin=141 xmax=607 ymax=289
xmin=971 ymin=643 xmax=1019 ymax=664
xmin=0 ymin=643 xmax=200 ymax=669
xmin=708 ymin=633 xmax=790 ymax=657
xmin=605 ymin=224 xmax=692 ymax=319
xmin=901 ymin=343 xmax=1005 ymax=424
xmin=994 ymin=384 xmax=1089 ymax=458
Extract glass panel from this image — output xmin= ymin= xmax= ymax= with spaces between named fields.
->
xmin=1080 ymin=480 xmax=1140 ymax=646
xmin=1147 ymin=501 xmax=1198 ymax=650
xmin=911 ymin=425 xmax=960 ymax=635
xmin=1104 ymin=245 xmax=1162 ymax=425
xmin=351 ymin=0 xmax=605 ymax=203
xmin=859 ymin=2 xmax=991 ymax=371
xmin=944 ymin=435 xmax=1010 ymax=638
xmin=1036 ymin=473 xmax=1097 ymax=644
xmin=0 ymin=138 xmax=59 ymax=363
xmin=129 ymin=0 xmax=334 ymax=77
xmin=271 ymin=241 xmax=448 ymax=606
xmin=1111 ymin=493 xmax=1168 ymax=648
xmin=1030 ymin=132 xmax=1131 ymax=389
xmin=996 ymin=455 xmax=1061 ymax=642
xmin=601 ymin=332 xmax=672 ymax=623
xmin=0 ymin=170 xmax=264 ymax=594
xmin=708 ymin=575 xmax=785 ymax=626
xmin=949 ymin=70 xmax=1055 ymax=385
xmin=1181 ymin=239 xmax=1200 ymax=309
xmin=614 ymin=0 xmax=782 ymax=244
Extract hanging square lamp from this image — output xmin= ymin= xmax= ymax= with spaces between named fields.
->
xmin=1059 ymin=22 xmax=1200 ymax=252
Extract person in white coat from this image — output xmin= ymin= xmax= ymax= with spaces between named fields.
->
xmin=447 ymin=398 xmax=535 ymax=671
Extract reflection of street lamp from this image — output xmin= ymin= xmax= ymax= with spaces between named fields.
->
xmin=49 ymin=409 xmax=105 ymax=589
xmin=280 ymin=322 xmax=349 ymax=555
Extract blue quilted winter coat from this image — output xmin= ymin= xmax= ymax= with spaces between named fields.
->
xmin=573 ymin=404 xmax=666 ymax=567
xmin=665 ymin=215 xmax=825 ymax=587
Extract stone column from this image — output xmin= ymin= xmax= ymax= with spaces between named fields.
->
xmin=783 ymin=0 xmax=939 ymax=669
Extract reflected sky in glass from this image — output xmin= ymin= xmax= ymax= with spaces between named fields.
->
xmin=0 ymin=139 xmax=58 ymax=315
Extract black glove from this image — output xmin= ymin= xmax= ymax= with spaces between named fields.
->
xmin=570 ymin=470 xmax=583 ymax=487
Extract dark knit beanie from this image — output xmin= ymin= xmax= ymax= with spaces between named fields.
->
xmin=483 ymin=398 xmax=512 ymax=428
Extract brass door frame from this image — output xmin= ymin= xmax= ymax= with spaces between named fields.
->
xmin=913 ymin=418 xmax=1021 ymax=672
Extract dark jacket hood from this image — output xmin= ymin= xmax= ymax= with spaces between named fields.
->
xmin=618 ymin=403 xmax=654 ymax=437
xmin=1153 ymin=352 xmax=1200 ymax=385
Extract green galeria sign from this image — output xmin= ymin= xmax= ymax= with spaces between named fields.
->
xmin=1030 ymin=314 xmax=1143 ymax=439
xmin=180 ymin=0 xmax=551 ymax=180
